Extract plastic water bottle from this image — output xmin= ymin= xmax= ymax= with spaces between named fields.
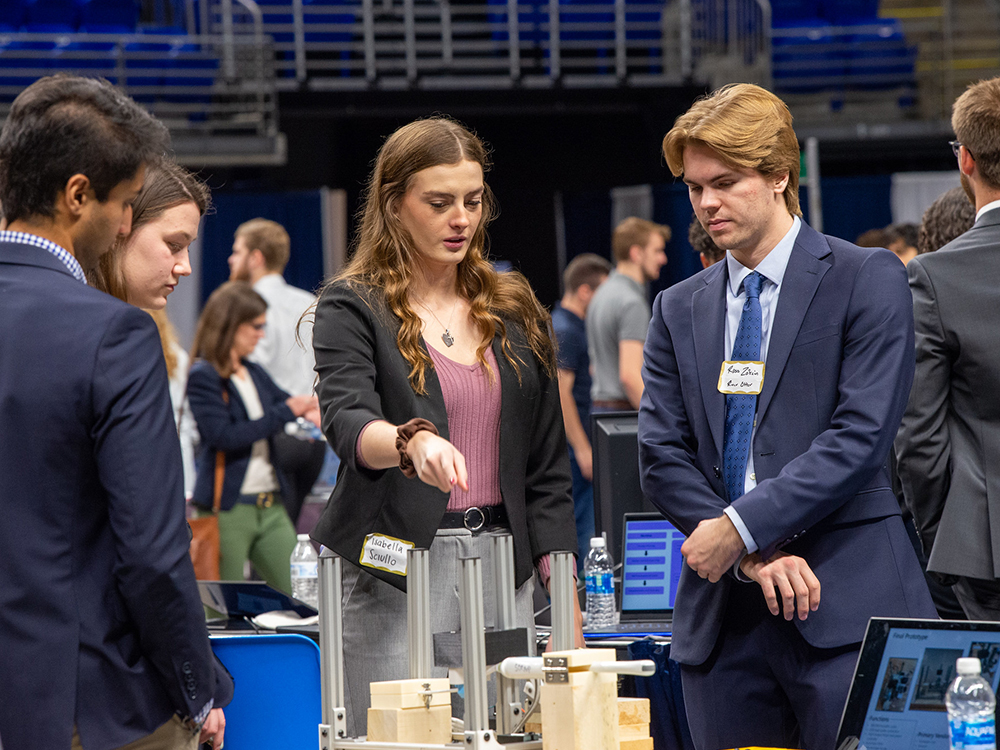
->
xmin=584 ymin=536 xmax=616 ymax=629
xmin=947 ymin=657 xmax=997 ymax=750
xmin=290 ymin=534 xmax=319 ymax=609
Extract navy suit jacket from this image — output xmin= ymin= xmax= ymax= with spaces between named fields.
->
xmin=0 ymin=239 xmax=222 ymax=750
xmin=186 ymin=359 xmax=296 ymax=511
xmin=638 ymin=223 xmax=935 ymax=666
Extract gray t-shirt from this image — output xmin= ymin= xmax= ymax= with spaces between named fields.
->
xmin=586 ymin=269 xmax=651 ymax=402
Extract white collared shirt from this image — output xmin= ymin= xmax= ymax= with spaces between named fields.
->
xmin=250 ymin=273 xmax=318 ymax=396
xmin=976 ymin=198 xmax=1000 ymax=223
xmin=721 ymin=216 xmax=802 ymax=554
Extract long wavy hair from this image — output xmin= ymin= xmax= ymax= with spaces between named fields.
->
xmin=328 ymin=116 xmax=556 ymax=395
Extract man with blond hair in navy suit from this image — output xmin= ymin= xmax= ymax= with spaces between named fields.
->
xmin=638 ymin=83 xmax=935 ymax=750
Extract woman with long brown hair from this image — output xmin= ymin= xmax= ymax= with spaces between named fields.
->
xmin=311 ymin=116 xmax=581 ymax=736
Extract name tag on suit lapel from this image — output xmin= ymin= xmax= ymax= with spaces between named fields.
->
xmin=718 ymin=361 xmax=765 ymax=395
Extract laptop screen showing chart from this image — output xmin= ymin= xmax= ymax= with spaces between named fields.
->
xmin=619 ymin=512 xmax=685 ymax=619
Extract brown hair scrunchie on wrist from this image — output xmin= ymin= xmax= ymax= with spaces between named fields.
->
xmin=395 ymin=418 xmax=440 ymax=477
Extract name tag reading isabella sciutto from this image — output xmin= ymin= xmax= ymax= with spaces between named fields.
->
xmin=718 ymin=361 xmax=765 ymax=395
xmin=360 ymin=533 xmax=415 ymax=576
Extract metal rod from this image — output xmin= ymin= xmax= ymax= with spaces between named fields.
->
xmin=407 ymin=548 xmax=433 ymax=679
xmin=550 ymin=551 xmax=575 ymax=652
xmin=506 ymin=0 xmax=520 ymax=79
xmin=363 ymin=0 xmax=376 ymax=82
xmin=404 ymin=0 xmax=417 ymax=83
xmin=459 ymin=556 xmax=489 ymax=733
xmin=318 ymin=550 xmax=347 ymax=739
xmin=220 ymin=0 xmax=236 ymax=78
xmin=679 ymin=0 xmax=691 ymax=78
xmin=292 ymin=0 xmax=306 ymax=81
xmin=547 ymin=0 xmax=560 ymax=79
xmin=492 ymin=534 xmax=518 ymax=735
xmin=806 ymin=136 xmax=823 ymax=233
xmin=614 ymin=0 xmax=626 ymax=80
xmin=440 ymin=0 xmax=453 ymax=67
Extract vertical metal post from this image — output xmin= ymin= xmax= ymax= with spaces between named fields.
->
xmin=550 ymin=551 xmax=575 ymax=652
xmin=679 ymin=0 xmax=691 ymax=79
xmin=363 ymin=0 xmax=376 ymax=83
xmin=440 ymin=0 xmax=453 ymax=67
xmin=493 ymin=535 xmax=518 ymax=735
xmin=506 ymin=0 xmax=520 ymax=79
xmin=614 ymin=0 xmax=626 ymax=80
xmin=404 ymin=0 xmax=417 ymax=83
xmin=220 ymin=0 xmax=236 ymax=78
xmin=292 ymin=0 xmax=306 ymax=81
xmin=547 ymin=0 xmax=560 ymax=79
xmin=407 ymin=548 xmax=433 ymax=679
xmin=318 ymin=550 xmax=347 ymax=744
xmin=805 ymin=136 xmax=823 ymax=233
xmin=459 ymin=557 xmax=489 ymax=735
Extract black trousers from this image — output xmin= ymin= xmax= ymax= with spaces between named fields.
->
xmin=271 ymin=432 xmax=327 ymax=526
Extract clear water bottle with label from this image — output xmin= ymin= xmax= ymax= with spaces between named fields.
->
xmin=290 ymin=534 xmax=319 ymax=609
xmin=947 ymin=657 xmax=997 ymax=750
xmin=584 ymin=536 xmax=616 ymax=629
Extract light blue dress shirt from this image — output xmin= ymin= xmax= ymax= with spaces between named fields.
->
xmin=721 ymin=216 xmax=802 ymax=554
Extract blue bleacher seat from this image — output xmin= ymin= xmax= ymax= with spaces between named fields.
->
xmin=22 ymin=0 xmax=79 ymax=30
xmin=0 ymin=0 xmax=27 ymax=32
xmin=78 ymin=0 xmax=139 ymax=33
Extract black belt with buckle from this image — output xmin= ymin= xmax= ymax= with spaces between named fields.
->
xmin=439 ymin=505 xmax=509 ymax=533
xmin=236 ymin=491 xmax=279 ymax=508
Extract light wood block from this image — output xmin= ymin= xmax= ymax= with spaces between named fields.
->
xmin=618 ymin=724 xmax=650 ymax=740
xmin=369 ymin=677 xmax=450 ymax=709
xmin=541 ymin=649 xmax=620 ymax=750
xmin=620 ymin=738 xmax=653 ymax=750
xmin=617 ymin=697 xmax=650 ymax=726
xmin=366 ymin=705 xmax=451 ymax=744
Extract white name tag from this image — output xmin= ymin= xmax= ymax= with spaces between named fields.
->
xmin=360 ymin=533 xmax=414 ymax=576
xmin=718 ymin=361 xmax=765 ymax=395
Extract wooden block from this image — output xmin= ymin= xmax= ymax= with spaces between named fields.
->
xmin=541 ymin=653 xmax=619 ymax=750
xmin=366 ymin=705 xmax=451 ymax=744
xmin=617 ymin=697 xmax=650 ymax=726
xmin=369 ymin=678 xmax=450 ymax=709
xmin=618 ymin=724 xmax=650 ymax=740
xmin=620 ymin=738 xmax=653 ymax=750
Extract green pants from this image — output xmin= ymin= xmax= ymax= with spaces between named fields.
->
xmin=216 ymin=501 xmax=297 ymax=594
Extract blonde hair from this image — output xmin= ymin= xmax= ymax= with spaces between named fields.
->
xmin=952 ymin=77 xmax=1000 ymax=190
xmin=147 ymin=307 xmax=179 ymax=378
xmin=325 ymin=116 xmax=556 ymax=395
xmin=611 ymin=217 xmax=671 ymax=263
xmin=663 ymin=83 xmax=802 ymax=217
xmin=235 ymin=218 xmax=291 ymax=273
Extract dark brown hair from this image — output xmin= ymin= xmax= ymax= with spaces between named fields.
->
xmin=328 ymin=116 xmax=557 ymax=394
xmin=89 ymin=159 xmax=210 ymax=302
xmin=191 ymin=281 xmax=267 ymax=378
xmin=688 ymin=216 xmax=725 ymax=264
xmin=563 ymin=252 xmax=612 ymax=294
xmin=918 ymin=186 xmax=976 ymax=254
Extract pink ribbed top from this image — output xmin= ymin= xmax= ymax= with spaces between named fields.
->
xmin=426 ymin=343 xmax=503 ymax=511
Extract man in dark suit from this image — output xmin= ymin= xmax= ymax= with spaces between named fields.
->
xmin=638 ymin=83 xmax=935 ymax=750
xmin=0 ymin=76 xmax=227 ymax=749
xmin=896 ymin=77 xmax=1000 ymax=620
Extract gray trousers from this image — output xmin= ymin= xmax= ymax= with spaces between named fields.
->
xmin=340 ymin=527 xmax=536 ymax=738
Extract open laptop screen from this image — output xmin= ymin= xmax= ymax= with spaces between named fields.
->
xmin=836 ymin=617 xmax=1000 ymax=750
xmin=620 ymin=513 xmax=685 ymax=616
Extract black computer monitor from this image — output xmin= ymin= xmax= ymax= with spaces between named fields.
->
xmin=591 ymin=410 xmax=657 ymax=562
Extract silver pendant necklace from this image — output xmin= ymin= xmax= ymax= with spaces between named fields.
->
xmin=414 ymin=295 xmax=460 ymax=347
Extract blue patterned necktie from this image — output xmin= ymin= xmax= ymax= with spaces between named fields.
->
xmin=723 ymin=270 xmax=763 ymax=503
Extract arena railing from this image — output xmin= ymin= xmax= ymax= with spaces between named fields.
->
xmin=0 ymin=28 xmax=284 ymax=166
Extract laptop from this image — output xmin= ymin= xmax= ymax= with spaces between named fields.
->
xmin=583 ymin=511 xmax=683 ymax=638
xmin=835 ymin=617 xmax=1000 ymax=750
xmin=199 ymin=581 xmax=318 ymax=631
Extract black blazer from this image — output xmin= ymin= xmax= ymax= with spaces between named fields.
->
xmin=312 ymin=280 xmax=578 ymax=591
xmin=187 ymin=359 xmax=296 ymax=512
